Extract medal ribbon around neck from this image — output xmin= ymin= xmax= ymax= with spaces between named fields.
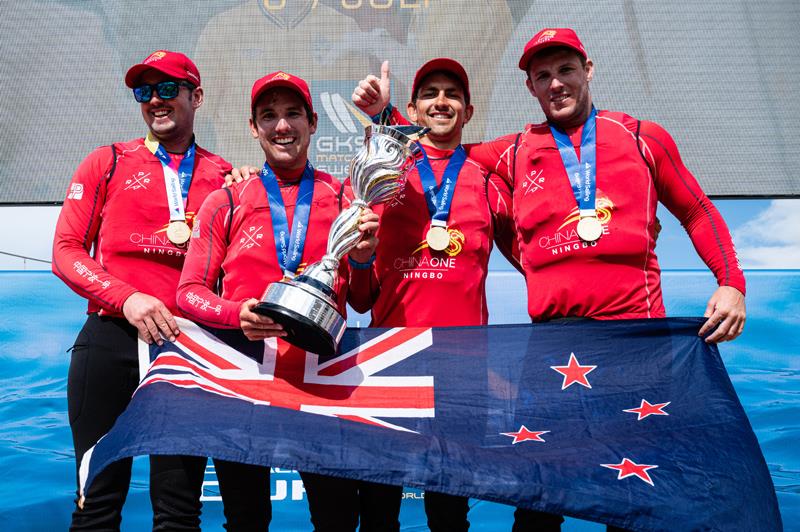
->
xmin=549 ymin=107 xmax=603 ymax=241
xmin=416 ymin=144 xmax=466 ymax=230
xmin=261 ymin=162 xmax=315 ymax=278
xmin=145 ymin=132 xmax=196 ymax=223
xmin=549 ymin=107 xmax=598 ymax=219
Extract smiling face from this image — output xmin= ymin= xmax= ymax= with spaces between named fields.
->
xmin=407 ymin=71 xmax=473 ymax=150
xmin=249 ymin=87 xmax=317 ymax=172
xmin=138 ymin=70 xmax=202 ymax=151
xmin=525 ymin=48 xmax=594 ymax=129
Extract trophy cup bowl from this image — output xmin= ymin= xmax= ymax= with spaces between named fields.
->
xmin=254 ymin=124 xmax=426 ymax=357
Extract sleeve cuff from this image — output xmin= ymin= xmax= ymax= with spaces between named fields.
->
xmin=370 ymin=102 xmax=394 ymax=125
xmin=348 ymin=254 xmax=376 ymax=269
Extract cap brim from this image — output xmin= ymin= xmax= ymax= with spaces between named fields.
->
xmin=124 ymin=64 xmax=154 ymax=88
xmin=125 ymin=63 xmax=189 ymax=88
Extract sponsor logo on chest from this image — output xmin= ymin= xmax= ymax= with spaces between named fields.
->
xmin=127 ymin=213 xmax=198 ymax=257
xmin=240 ymin=225 xmax=265 ymax=249
xmin=393 ymin=227 xmax=465 ymax=281
xmin=124 ymin=171 xmax=152 ymax=191
xmin=522 ymin=169 xmax=546 ymax=196
xmin=536 ymin=197 xmax=615 ymax=256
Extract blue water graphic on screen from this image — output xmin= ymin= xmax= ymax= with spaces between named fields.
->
xmin=0 ymin=271 xmax=797 ymax=530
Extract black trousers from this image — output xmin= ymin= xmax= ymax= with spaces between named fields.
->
xmin=150 ymin=455 xmax=271 ymax=531
xmin=300 ymin=473 xmax=402 ymax=531
xmin=513 ymin=508 xmax=630 ymax=531
xmin=68 ymin=314 xmax=270 ymax=531
xmin=68 ymin=314 xmax=140 ymax=531
xmin=424 ymin=491 xmax=470 ymax=531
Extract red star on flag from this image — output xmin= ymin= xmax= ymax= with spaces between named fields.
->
xmin=600 ymin=458 xmax=658 ymax=486
xmin=623 ymin=399 xmax=670 ymax=421
xmin=550 ymin=352 xmax=596 ymax=390
xmin=500 ymin=425 xmax=550 ymax=444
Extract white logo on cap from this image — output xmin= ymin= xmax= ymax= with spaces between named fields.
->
xmin=537 ymin=29 xmax=557 ymax=44
xmin=145 ymin=51 xmax=167 ymax=64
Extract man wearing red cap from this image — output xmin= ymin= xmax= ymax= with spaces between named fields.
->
xmin=349 ymin=58 xmax=519 ymax=532
xmin=470 ymin=27 xmax=745 ymax=341
xmin=354 ymin=28 xmax=746 ymax=530
xmin=177 ymin=70 xmax=378 ymax=530
xmin=52 ymin=50 xmax=232 ymax=530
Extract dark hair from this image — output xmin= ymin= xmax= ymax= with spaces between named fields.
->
xmin=525 ymin=46 xmax=587 ymax=79
xmin=412 ymin=70 xmax=470 ymax=106
xmin=251 ymin=90 xmax=314 ymax=125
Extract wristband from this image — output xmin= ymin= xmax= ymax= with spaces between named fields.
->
xmin=348 ymin=254 xmax=376 ymax=269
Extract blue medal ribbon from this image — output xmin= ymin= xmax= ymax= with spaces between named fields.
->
xmin=549 ymin=107 xmax=597 ymax=218
xmin=146 ymin=134 xmax=196 ymax=221
xmin=151 ymin=141 xmax=196 ymax=198
xmin=261 ymin=162 xmax=315 ymax=277
xmin=152 ymin=143 xmax=196 ymax=199
xmin=416 ymin=144 xmax=466 ymax=227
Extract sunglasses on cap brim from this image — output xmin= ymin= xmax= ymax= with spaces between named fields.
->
xmin=133 ymin=81 xmax=196 ymax=103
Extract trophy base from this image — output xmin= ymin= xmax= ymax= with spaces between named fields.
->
xmin=253 ymin=280 xmax=346 ymax=358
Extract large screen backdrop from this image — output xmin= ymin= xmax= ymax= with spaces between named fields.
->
xmin=2 ymin=0 xmax=798 ymax=203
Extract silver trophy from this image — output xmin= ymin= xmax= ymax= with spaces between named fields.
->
xmin=254 ymin=124 xmax=427 ymax=357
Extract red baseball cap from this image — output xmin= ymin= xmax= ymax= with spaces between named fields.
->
xmin=411 ymin=58 xmax=471 ymax=104
xmin=125 ymin=50 xmax=201 ymax=88
xmin=518 ymin=28 xmax=587 ymax=71
xmin=251 ymin=71 xmax=314 ymax=114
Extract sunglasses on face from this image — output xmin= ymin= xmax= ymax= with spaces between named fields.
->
xmin=132 ymin=81 xmax=195 ymax=103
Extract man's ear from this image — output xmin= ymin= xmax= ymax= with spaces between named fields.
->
xmin=407 ymin=101 xmax=419 ymax=124
xmin=309 ymin=112 xmax=318 ymax=135
xmin=463 ymin=103 xmax=474 ymax=126
xmin=525 ymin=77 xmax=537 ymax=99
xmin=192 ymin=87 xmax=204 ymax=110
xmin=585 ymin=59 xmax=594 ymax=83
xmin=249 ymin=117 xmax=258 ymax=139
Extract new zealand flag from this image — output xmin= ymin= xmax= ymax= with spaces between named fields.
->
xmin=79 ymin=317 xmax=781 ymax=531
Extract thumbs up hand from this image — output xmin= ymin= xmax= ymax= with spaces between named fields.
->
xmin=352 ymin=60 xmax=392 ymax=117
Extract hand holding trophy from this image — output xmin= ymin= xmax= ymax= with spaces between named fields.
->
xmin=254 ymin=124 xmax=427 ymax=356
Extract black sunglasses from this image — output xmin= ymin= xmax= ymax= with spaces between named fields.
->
xmin=133 ymin=81 xmax=196 ymax=103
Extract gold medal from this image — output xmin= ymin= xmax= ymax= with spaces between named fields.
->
xmin=576 ymin=216 xmax=603 ymax=242
xmin=426 ymin=225 xmax=450 ymax=251
xmin=167 ymin=220 xmax=191 ymax=245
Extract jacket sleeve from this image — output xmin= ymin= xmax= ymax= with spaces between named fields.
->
xmin=51 ymin=146 xmax=139 ymax=312
xmin=640 ymin=121 xmax=746 ymax=294
xmin=387 ymin=106 xmax=410 ymax=126
xmin=486 ymin=171 xmax=522 ymax=274
xmin=463 ymin=134 xmax=518 ymax=184
xmin=176 ymin=188 xmax=244 ymax=328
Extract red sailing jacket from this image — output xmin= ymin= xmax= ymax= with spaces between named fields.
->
xmin=52 ymin=138 xmax=230 ymax=316
xmin=347 ymin=143 xmax=519 ymax=327
xmin=465 ymin=110 xmax=746 ymax=321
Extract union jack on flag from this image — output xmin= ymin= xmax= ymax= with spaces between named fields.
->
xmin=137 ymin=319 xmax=435 ymax=432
